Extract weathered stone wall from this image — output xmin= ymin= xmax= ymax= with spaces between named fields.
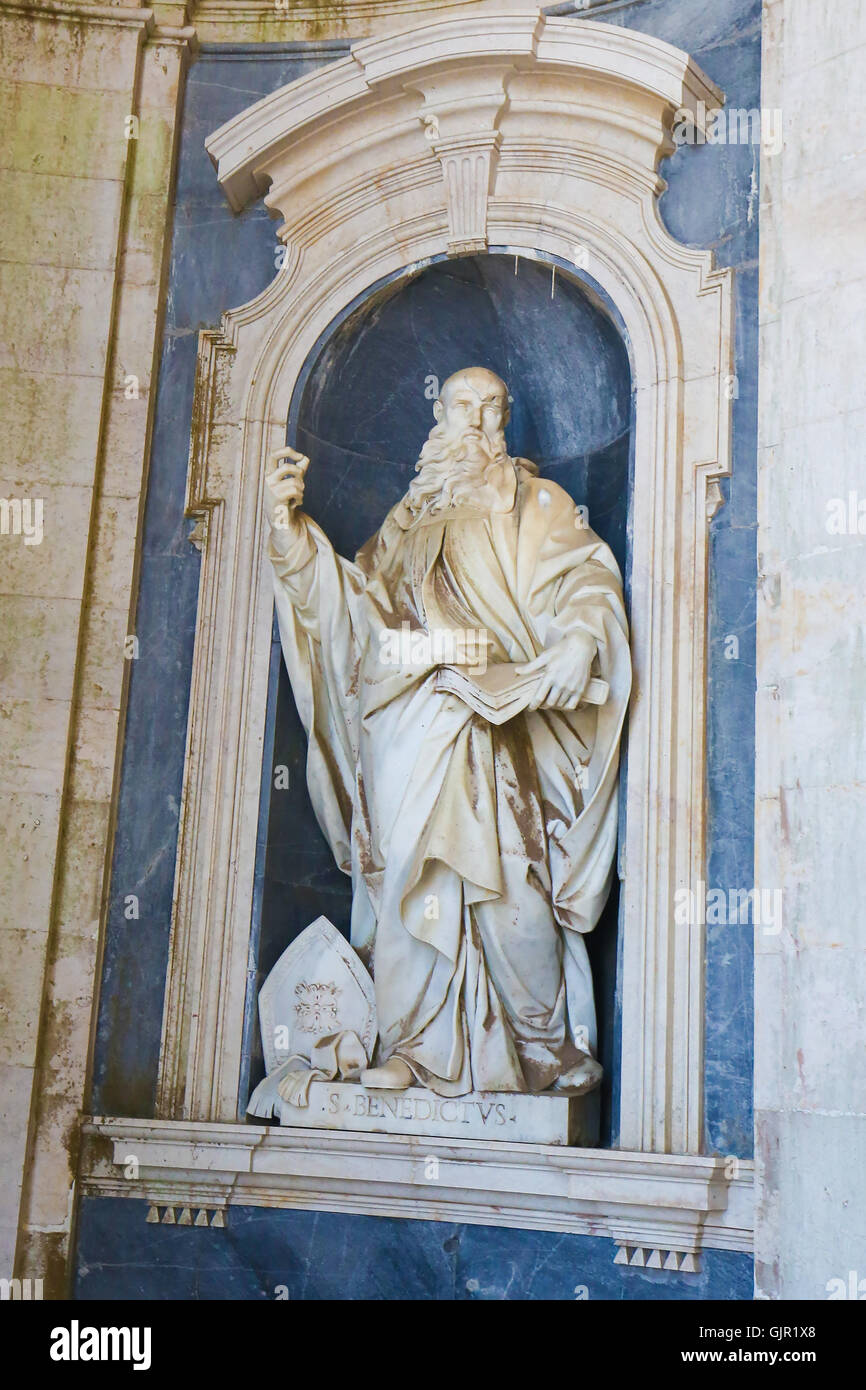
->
xmin=0 ymin=0 xmax=193 ymax=1291
xmin=754 ymin=0 xmax=866 ymax=1301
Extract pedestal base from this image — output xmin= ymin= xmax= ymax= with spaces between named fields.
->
xmin=273 ymin=1081 xmax=598 ymax=1145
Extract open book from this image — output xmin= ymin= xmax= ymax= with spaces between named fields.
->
xmin=434 ymin=662 xmax=609 ymax=726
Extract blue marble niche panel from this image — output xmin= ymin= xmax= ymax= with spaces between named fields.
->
xmin=252 ymin=253 xmax=632 ymax=1148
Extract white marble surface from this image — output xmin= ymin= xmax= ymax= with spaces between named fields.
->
xmin=754 ymin=0 xmax=866 ymax=1300
xmin=264 ymin=369 xmax=628 ymax=1098
xmin=269 ymin=1080 xmax=591 ymax=1144
xmin=257 ymin=916 xmax=376 ymax=1074
xmin=81 ymin=1116 xmax=754 ymax=1261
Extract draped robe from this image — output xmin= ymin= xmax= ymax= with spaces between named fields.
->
xmin=269 ymin=460 xmax=631 ymax=1096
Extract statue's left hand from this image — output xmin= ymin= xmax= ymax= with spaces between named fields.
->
xmin=516 ymin=632 xmax=597 ymax=711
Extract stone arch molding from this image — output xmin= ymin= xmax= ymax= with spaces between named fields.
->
xmin=156 ymin=8 xmax=735 ymax=1205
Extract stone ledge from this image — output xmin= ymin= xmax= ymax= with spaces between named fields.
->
xmin=80 ymin=1117 xmax=754 ymax=1262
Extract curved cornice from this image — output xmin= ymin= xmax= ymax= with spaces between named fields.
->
xmin=206 ymin=10 xmax=723 ymax=215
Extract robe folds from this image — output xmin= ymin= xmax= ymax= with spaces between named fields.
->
xmin=270 ymin=463 xmax=631 ymax=1096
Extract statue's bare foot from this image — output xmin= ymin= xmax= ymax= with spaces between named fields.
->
xmin=553 ymin=1056 xmax=603 ymax=1095
xmin=360 ymin=1057 xmax=414 ymax=1090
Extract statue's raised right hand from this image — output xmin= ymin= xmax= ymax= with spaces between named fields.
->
xmin=265 ymin=446 xmax=309 ymax=543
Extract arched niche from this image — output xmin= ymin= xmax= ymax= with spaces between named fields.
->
xmin=155 ymin=10 xmax=734 ymax=1183
xmin=249 ymin=251 xmax=632 ymax=1145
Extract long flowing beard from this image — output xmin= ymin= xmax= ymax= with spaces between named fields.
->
xmin=406 ymin=424 xmax=511 ymax=516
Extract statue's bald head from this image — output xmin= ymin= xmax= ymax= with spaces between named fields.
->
xmin=434 ymin=367 xmax=510 ymax=434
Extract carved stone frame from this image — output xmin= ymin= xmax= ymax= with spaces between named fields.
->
xmin=151 ymin=13 xmax=733 ymax=1178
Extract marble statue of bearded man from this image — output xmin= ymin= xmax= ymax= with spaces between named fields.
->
xmin=264 ymin=367 xmax=631 ymax=1097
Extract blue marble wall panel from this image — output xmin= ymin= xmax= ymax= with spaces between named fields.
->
xmin=641 ymin=0 xmax=760 ymax=1159
xmin=91 ymin=43 xmax=352 ymax=1117
xmin=590 ymin=0 xmax=760 ymax=1158
xmin=75 ymin=1197 xmax=753 ymax=1302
